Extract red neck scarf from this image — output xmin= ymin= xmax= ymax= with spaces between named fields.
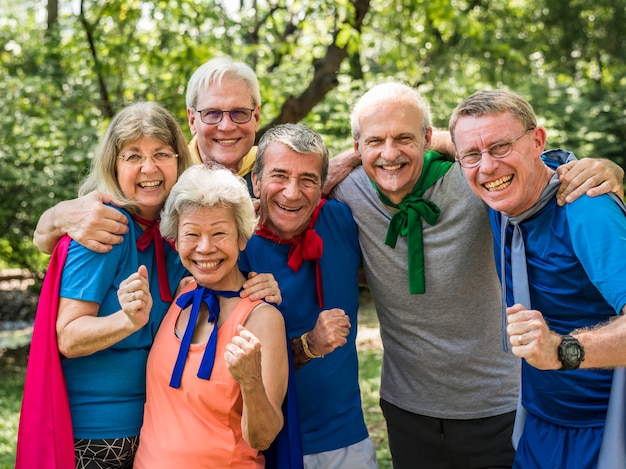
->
xmin=255 ymin=199 xmax=326 ymax=308
xmin=133 ymin=215 xmax=174 ymax=303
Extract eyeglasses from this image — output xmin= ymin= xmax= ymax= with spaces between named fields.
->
xmin=194 ymin=107 xmax=255 ymax=125
xmin=117 ymin=152 xmax=178 ymax=166
xmin=456 ymin=128 xmax=535 ymax=168
xmin=265 ymin=173 xmax=321 ymax=190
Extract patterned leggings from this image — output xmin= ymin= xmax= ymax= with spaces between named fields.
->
xmin=74 ymin=436 xmax=139 ymax=469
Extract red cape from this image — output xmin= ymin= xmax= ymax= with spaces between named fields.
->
xmin=15 ymin=235 xmax=74 ymax=469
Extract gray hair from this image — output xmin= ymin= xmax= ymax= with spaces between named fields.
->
xmin=160 ymin=163 xmax=258 ymax=243
xmin=78 ymin=102 xmax=192 ymax=213
xmin=185 ymin=57 xmax=261 ymax=110
xmin=253 ymin=123 xmax=329 ymax=185
xmin=449 ymin=89 xmax=538 ymax=144
xmin=350 ymin=82 xmax=432 ymax=140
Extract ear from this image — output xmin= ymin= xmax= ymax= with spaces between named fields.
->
xmin=353 ymin=138 xmax=361 ymax=157
xmin=251 ymin=172 xmax=261 ymax=198
xmin=423 ymin=127 xmax=433 ymax=151
xmin=187 ymin=107 xmax=197 ymax=136
xmin=531 ymin=126 xmax=548 ymax=156
xmin=253 ymin=105 xmax=261 ymax=131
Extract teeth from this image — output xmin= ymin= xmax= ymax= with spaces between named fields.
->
xmin=484 ymin=175 xmax=513 ymax=191
xmin=277 ymin=203 xmax=300 ymax=212
xmin=381 ymin=164 xmax=402 ymax=171
xmin=197 ymin=260 xmax=220 ymax=269
xmin=140 ymin=181 xmax=161 ymax=188
xmin=216 ymin=139 xmax=238 ymax=144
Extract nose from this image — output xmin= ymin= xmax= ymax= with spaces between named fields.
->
xmin=140 ymin=155 xmax=158 ymax=172
xmin=196 ymin=235 xmax=216 ymax=253
xmin=478 ymin=150 xmax=500 ymax=172
xmin=381 ymin=139 xmax=400 ymax=160
xmin=216 ymin=113 xmax=237 ymax=130
xmin=282 ymin=177 xmax=301 ymax=199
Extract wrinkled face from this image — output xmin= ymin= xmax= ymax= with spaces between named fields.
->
xmin=175 ymin=206 xmax=246 ymax=290
xmin=187 ymin=77 xmax=260 ymax=172
xmin=454 ymin=112 xmax=546 ymax=216
xmin=252 ymin=142 xmax=323 ymax=240
xmin=115 ymin=135 xmax=179 ymax=220
xmin=355 ymin=101 xmax=431 ymax=205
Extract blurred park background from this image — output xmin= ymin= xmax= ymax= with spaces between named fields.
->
xmin=1 ymin=0 xmax=625 ymax=466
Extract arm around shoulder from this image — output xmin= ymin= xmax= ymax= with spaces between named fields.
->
xmin=33 ymin=192 xmax=129 ymax=254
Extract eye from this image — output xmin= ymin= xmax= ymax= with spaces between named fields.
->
xmin=490 ymin=142 xmax=512 ymax=156
xmin=462 ymin=152 xmax=481 ymax=161
xmin=270 ymin=174 xmax=289 ymax=183
xmin=202 ymin=110 xmax=223 ymax=120
xmin=230 ymin=109 xmax=252 ymax=122
xmin=300 ymin=178 xmax=319 ymax=189
xmin=153 ymin=152 xmax=172 ymax=161
xmin=125 ymin=154 xmax=143 ymax=163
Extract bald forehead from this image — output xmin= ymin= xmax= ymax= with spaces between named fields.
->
xmin=359 ymin=100 xmax=424 ymax=138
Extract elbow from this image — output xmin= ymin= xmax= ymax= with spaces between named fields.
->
xmin=57 ymin=335 xmax=82 ymax=359
xmin=245 ymin=418 xmax=284 ymax=451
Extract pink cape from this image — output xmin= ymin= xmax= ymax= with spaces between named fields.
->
xmin=15 ymin=235 xmax=74 ymax=469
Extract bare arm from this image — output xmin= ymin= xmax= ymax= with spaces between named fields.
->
xmin=556 ymin=158 xmax=624 ymax=206
xmin=226 ymin=307 xmax=288 ymax=450
xmin=291 ymin=308 xmax=351 ymax=370
xmin=34 ymin=191 xmax=129 ymax=254
xmin=506 ymin=303 xmax=626 ymax=370
xmin=322 ymin=148 xmax=361 ymax=197
xmin=429 ymin=128 xmax=456 ymax=160
xmin=56 ymin=265 xmax=152 ymax=358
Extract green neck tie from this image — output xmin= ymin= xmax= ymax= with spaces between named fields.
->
xmin=373 ymin=150 xmax=453 ymax=294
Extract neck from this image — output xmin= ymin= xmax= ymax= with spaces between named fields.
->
xmin=507 ymin=167 xmax=556 ymax=217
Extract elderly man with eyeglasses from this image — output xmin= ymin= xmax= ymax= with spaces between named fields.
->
xmin=450 ymin=89 xmax=626 ymax=469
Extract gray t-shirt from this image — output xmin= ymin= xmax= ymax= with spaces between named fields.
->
xmin=333 ymin=163 xmax=519 ymax=419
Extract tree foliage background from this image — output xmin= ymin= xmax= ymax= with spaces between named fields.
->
xmin=1 ymin=0 xmax=625 ymax=273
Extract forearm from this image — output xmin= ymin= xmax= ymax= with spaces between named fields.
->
xmin=574 ymin=312 xmax=626 ymax=368
xmin=240 ymin=380 xmax=284 ymax=450
xmin=57 ymin=309 xmax=139 ymax=358
xmin=33 ymin=203 xmax=66 ymax=254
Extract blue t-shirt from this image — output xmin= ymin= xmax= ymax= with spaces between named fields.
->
xmin=239 ymin=199 xmax=368 ymax=455
xmin=493 ymin=193 xmax=626 ymax=427
xmin=59 ymin=207 xmax=187 ymax=439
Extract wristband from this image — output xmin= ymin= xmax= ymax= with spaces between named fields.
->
xmin=301 ymin=332 xmax=324 ymax=359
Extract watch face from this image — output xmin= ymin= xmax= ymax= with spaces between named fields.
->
xmin=563 ymin=343 xmax=583 ymax=362
xmin=559 ymin=336 xmax=585 ymax=370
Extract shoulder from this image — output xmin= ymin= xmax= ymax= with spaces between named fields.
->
xmin=244 ymin=300 xmax=285 ymax=334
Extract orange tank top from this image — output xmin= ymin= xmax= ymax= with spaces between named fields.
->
xmin=134 ymin=281 xmax=265 ymax=468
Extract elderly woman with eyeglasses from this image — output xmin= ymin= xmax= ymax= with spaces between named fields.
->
xmin=133 ymin=163 xmax=288 ymax=468
xmin=16 ymin=102 xmax=280 ymax=469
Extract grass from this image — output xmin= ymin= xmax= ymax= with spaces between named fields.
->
xmin=0 ymin=291 xmax=391 ymax=468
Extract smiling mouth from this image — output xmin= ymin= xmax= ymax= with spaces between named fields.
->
xmin=277 ymin=203 xmax=301 ymax=212
xmin=196 ymin=260 xmax=221 ymax=269
xmin=139 ymin=181 xmax=162 ymax=188
xmin=215 ymin=138 xmax=239 ymax=145
xmin=484 ymin=175 xmax=513 ymax=191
